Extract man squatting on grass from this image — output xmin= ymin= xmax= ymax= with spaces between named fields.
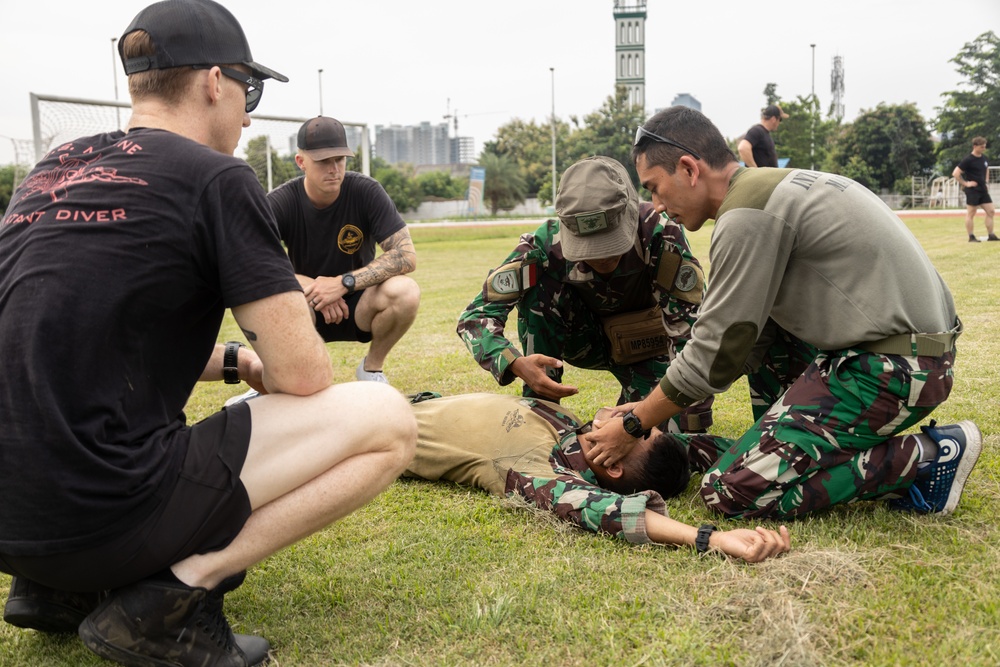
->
xmin=588 ymin=106 xmax=982 ymax=520
xmin=457 ymin=155 xmax=713 ymax=433
xmin=405 ymin=393 xmax=789 ymax=562
xmin=0 ymin=1 xmax=415 ymax=666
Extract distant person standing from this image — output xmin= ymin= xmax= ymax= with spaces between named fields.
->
xmin=738 ymin=104 xmax=788 ymax=168
xmin=952 ymin=136 xmax=998 ymax=242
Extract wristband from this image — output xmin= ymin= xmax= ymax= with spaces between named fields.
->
xmin=695 ymin=524 xmax=717 ymax=555
xmin=223 ymin=341 xmax=245 ymax=384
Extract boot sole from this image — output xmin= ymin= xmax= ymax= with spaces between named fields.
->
xmin=939 ymin=421 xmax=983 ymax=515
xmin=79 ymin=616 xmax=271 ymax=667
xmin=3 ymin=598 xmax=86 ymax=634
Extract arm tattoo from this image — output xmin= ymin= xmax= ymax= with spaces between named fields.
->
xmin=240 ymin=327 xmax=258 ymax=342
xmin=355 ymin=228 xmax=416 ymax=287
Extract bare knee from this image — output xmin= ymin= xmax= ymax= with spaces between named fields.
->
xmin=368 ymin=384 xmax=417 ymax=472
xmin=382 ymin=276 xmax=421 ymax=315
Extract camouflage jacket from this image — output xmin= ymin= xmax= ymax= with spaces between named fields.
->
xmin=456 ymin=203 xmax=705 ymax=385
xmin=504 ymin=397 xmax=666 ymax=544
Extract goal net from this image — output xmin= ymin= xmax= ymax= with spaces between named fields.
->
xmin=28 ymin=93 xmax=370 ymax=189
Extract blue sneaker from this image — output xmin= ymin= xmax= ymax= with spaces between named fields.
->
xmin=890 ymin=420 xmax=982 ymax=515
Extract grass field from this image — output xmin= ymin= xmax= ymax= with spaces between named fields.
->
xmin=2 ymin=215 xmax=998 ymax=666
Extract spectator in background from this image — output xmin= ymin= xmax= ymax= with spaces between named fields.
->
xmin=738 ymin=104 xmax=788 ymax=168
xmin=952 ymin=136 xmax=998 ymax=242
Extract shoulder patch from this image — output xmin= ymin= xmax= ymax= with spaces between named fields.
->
xmin=486 ymin=260 xmax=538 ymax=302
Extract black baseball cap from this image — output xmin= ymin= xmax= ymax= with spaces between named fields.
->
xmin=119 ymin=0 xmax=288 ymax=82
xmin=298 ymin=117 xmax=356 ymax=161
xmin=762 ymin=104 xmax=789 ymax=120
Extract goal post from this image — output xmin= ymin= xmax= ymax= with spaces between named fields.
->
xmin=28 ymin=92 xmax=370 ymax=187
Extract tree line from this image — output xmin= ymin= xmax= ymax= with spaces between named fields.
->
xmin=1 ymin=32 xmax=996 ymax=217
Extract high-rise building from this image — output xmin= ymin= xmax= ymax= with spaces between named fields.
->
xmin=671 ymin=93 xmax=701 ymax=111
xmin=613 ymin=0 xmax=647 ymax=109
xmin=374 ymin=122 xmax=473 ymax=166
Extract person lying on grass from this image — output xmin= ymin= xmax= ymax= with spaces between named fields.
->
xmin=404 ymin=393 xmax=789 ymax=563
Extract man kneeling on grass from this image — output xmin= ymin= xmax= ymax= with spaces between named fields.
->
xmin=404 ymin=393 xmax=789 ymax=563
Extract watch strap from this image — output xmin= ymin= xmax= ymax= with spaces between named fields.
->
xmin=695 ymin=524 xmax=717 ymax=554
xmin=223 ymin=341 xmax=245 ymax=384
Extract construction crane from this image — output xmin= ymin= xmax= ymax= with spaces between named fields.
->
xmin=443 ymin=98 xmax=505 ymax=137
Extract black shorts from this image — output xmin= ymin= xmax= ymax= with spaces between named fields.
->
xmin=0 ymin=404 xmax=253 ymax=592
xmin=315 ymin=289 xmax=373 ymax=343
xmin=965 ymin=190 xmax=993 ymax=207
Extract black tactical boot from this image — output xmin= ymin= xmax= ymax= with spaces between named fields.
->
xmin=3 ymin=576 xmax=104 ymax=633
xmin=79 ymin=574 xmax=269 ymax=667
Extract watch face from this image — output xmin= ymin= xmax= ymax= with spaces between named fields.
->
xmin=623 ymin=411 xmax=643 ymax=437
xmin=342 ymin=274 xmax=355 ymax=290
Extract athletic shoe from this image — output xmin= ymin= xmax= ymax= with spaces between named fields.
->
xmin=355 ymin=356 xmax=390 ymax=384
xmin=969 ymin=235 xmax=981 ymax=242
xmin=3 ymin=577 xmax=103 ymax=633
xmin=225 ymin=388 xmax=260 ymax=407
xmin=889 ymin=420 xmax=982 ymax=515
xmin=988 ymin=234 xmax=1000 ymax=241
xmin=79 ymin=574 xmax=269 ymax=667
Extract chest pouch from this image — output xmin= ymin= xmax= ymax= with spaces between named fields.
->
xmin=602 ymin=306 xmax=671 ymax=365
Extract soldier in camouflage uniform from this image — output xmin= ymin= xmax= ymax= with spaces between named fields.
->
xmin=405 ymin=392 xmax=790 ymax=561
xmin=457 ymin=155 xmax=712 ymax=433
xmin=588 ymin=107 xmax=982 ymax=521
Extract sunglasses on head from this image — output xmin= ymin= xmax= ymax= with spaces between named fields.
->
xmin=633 ymin=126 xmax=702 ymax=161
xmin=193 ymin=65 xmax=264 ymax=113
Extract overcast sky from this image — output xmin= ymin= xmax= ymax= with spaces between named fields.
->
xmin=2 ymin=0 xmax=998 ymax=166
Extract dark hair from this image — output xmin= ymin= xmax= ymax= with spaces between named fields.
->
xmin=603 ymin=432 xmax=691 ymax=500
xmin=632 ymin=106 xmax=737 ymax=174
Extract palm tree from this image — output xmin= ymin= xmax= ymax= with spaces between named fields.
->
xmin=478 ymin=152 xmax=527 ymax=215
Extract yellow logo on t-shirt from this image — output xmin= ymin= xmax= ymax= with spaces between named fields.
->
xmin=338 ymin=225 xmax=364 ymax=254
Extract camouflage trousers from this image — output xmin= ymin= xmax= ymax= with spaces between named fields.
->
xmin=677 ymin=336 xmax=955 ymax=519
xmin=516 ymin=275 xmax=712 ymax=433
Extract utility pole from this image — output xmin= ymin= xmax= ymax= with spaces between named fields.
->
xmin=550 ymin=67 xmax=557 ymax=205
xmin=810 ymin=43 xmax=816 ymax=170
xmin=318 ymin=69 xmax=324 ymax=115
xmin=111 ymin=37 xmax=121 ymax=129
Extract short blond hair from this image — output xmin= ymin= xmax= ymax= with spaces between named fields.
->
xmin=122 ymin=31 xmax=197 ymax=105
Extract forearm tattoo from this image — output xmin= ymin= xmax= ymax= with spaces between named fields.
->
xmin=356 ymin=228 xmax=416 ymax=287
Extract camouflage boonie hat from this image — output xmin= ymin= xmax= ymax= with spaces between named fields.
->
xmin=555 ymin=155 xmax=638 ymax=262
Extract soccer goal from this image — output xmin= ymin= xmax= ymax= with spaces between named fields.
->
xmin=28 ymin=93 xmax=370 ymax=188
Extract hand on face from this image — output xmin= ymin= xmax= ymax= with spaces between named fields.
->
xmin=584 ymin=416 xmax=639 ymax=467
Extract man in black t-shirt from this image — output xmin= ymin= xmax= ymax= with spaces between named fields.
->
xmin=0 ymin=2 xmax=415 ymax=666
xmin=952 ymin=136 xmax=997 ymax=242
xmin=737 ymin=104 xmax=788 ymax=168
xmin=267 ymin=116 xmax=420 ymax=385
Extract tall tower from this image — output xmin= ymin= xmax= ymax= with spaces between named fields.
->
xmin=831 ymin=56 xmax=845 ymax=121
xmin=613 ymin=0 xmax=647 ymax=109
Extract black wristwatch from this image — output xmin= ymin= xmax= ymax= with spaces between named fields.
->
xmin=223 ymin=341 xmax=245 ymax=384
xmin=341 ymin=273 xmax=356 ymax=294
xmin=695 ymin=524 xmax=717 ymax=554
xmin=622 ymin=410 xmax=650 ymax=439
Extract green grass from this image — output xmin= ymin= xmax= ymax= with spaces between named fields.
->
xmin=3 ymin=216 xmax=1000 ymax=666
